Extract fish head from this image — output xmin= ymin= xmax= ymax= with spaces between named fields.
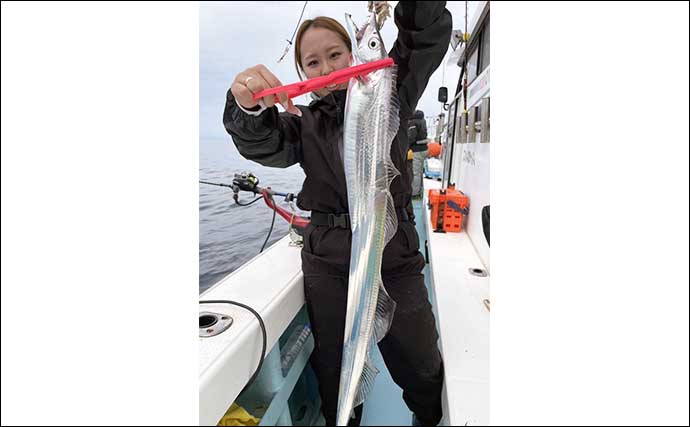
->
xmin=345 ymin=12 xmax=387 ymax=65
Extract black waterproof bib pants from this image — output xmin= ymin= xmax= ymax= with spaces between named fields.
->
xmin=301 ymin=218 xmax=444 ymax=426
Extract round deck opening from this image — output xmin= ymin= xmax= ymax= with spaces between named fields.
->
xmin=199 ymin=314 xmax=218 ymax=329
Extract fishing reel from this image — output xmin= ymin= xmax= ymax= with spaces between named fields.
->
xmin=200 ymin=171 xmax=308 ymax=243
xmin=232 ymin=171 xmax=260 ymax=195
xmin=232 ymin=171 xmax=299 ymax=204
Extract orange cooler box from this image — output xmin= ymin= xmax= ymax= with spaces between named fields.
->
xmin=428 ymin=187 xmax=469 ymax=232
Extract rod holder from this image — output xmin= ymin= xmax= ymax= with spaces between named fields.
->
xmin=480 ymin=97 xmax=490 ymax=143
xmin=467 ymin=106 xmax=477 ymax=143
xmin=459 ymin=110 xmax=467 ymax=144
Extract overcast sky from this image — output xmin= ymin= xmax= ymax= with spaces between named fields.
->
xmin=200 ymin=1 xmax=480 ymax=140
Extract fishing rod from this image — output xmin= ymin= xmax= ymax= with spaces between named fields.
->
xmin=200 ymin=171 xmax=310 ymax=239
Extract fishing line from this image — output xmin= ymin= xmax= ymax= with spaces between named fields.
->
xmin=233 ymin=195 xmax=263 ymax=207
xmin=277 ymin=1 xmax=309 ymax=63
xmin=259 ymin=194 xmax=277 ymax=253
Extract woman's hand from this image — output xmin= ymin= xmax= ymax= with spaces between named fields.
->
xmin=231 ymin=64 xmax=302 ymax=116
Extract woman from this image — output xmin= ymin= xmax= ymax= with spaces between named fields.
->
xmin=224 ymin=3 xmax=451 ymax=425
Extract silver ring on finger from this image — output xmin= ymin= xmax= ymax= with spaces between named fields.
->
xmin=244 ymin=76 xmax=254 ymax=86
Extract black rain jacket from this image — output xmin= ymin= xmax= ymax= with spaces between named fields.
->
xmin=223 ymin=2 xmax=452 ymax=217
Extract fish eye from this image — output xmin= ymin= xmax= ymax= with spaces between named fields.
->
xmin=368 ymin=38 xmax=378 ymax=49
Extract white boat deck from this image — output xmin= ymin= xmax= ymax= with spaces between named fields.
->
xmin=423 ymin=178 xmax=490 ymax=426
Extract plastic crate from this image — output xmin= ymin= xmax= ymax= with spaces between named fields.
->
xmin=428 ymin=187 xmax=469 ymax=233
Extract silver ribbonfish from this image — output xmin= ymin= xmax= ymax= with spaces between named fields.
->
xmin=336 ymin=11 xmax=400 ymax=426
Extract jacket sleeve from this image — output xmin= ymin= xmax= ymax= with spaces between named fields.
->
xmin=390 ymin=2 xmax=452 ymax=120
xmin=222 ymin=89 xmax=302 ymax=168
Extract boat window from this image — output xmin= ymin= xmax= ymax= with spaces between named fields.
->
xmin=467 ymin=44 xmax=479 ymax=83
xmin=479 ymin=19 xmax=490 ymax=73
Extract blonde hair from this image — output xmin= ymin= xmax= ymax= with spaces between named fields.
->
xmin=293 ymin=16 xmax=352 ymax=80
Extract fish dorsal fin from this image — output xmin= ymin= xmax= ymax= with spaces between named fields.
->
xmin=382 ymin=65 xmax=401 ymax=246
xmin=374 ymin=279 xmax=396 ymax=342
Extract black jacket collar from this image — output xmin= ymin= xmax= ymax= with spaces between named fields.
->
xmin=309 ymin=90 xmax=347 ymax=118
